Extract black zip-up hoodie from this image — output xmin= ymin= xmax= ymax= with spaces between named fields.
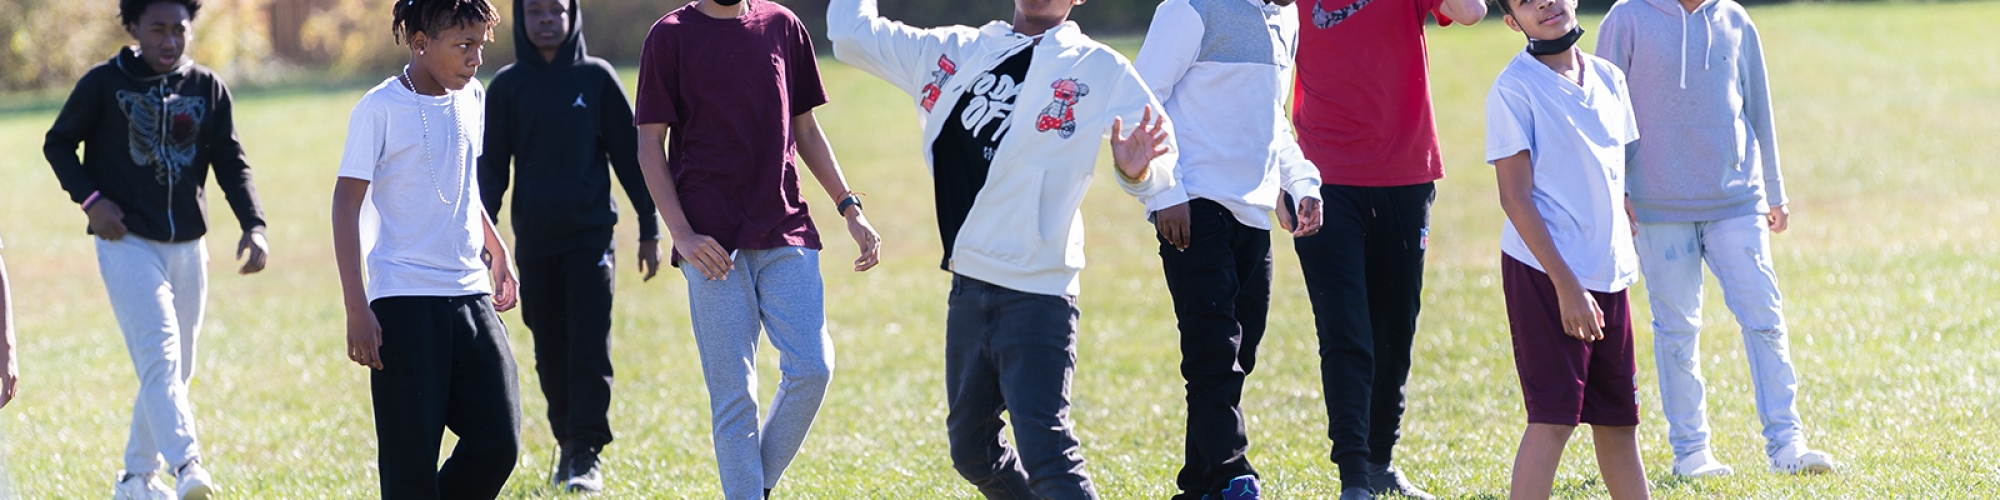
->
xmin=481 ymin=0 xmax=659 ymax=259
xmin=45 ymin=47 xmax=266 ymax=242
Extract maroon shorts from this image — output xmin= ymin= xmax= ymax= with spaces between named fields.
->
xmin=1501 ymin=254 xmax=1640 ymax=426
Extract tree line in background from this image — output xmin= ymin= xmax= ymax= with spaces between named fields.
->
xmin=0 ymin=0 xmax=1807 ymax=93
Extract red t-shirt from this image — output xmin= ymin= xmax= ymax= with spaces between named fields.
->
xmin=634 ymin=0 xmax=827 ymax=261
xmin=1294 ymin=0 xmax=1453 ymax=187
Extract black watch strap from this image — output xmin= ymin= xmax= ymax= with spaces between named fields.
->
xmin=836 ymin=194 xmax=864 ymax=217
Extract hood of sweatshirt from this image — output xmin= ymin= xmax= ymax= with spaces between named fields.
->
xmin=513 ymin=0 xmax=587 ymax=67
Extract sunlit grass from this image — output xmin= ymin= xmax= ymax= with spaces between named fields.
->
xmin=0 ymin=2 xmax=1996 ymax=497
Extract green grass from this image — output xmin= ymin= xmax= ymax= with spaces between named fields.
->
xmin=3 ymin=2 xmax=1999 ymax=497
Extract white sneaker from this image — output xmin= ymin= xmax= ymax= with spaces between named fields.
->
xmin=1671 ymin=448 xmax=1735 ymax=477
xmin=112 ymin=471 xmax=173 ymax=500
xmin=1769 ymin=442 xmax=1836 ymax=475
xmin=174 ymin=461 xmax=215 ymax=500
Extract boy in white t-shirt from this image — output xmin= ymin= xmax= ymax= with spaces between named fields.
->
xmin=330 ymin=1 xmax=523 ymax=497
xmin=1485 ymin=0 xmax=1650 ymax=497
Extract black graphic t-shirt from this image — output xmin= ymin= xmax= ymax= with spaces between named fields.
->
xmin=930 ymin=48 xmax=1032 ymax=270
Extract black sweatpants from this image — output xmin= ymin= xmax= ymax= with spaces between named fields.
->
xmin=1291 ymin=182 xmax=1434 ymax=487
xmin=371 ymin=295 xmax=522 ymax=500
xmin=944 ymin=275 xmax=1099 ymax=500
xmin=1158 ymin=199 xmax=1272 ymax=499
xmin=517 ymin=245 xmax=617 ymax=449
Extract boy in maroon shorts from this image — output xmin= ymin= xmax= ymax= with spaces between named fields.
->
xmin=1485 ymin=0 xmax=1650 ymax=497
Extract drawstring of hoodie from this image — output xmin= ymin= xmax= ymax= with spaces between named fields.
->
xmin=1678 ymin=2 xmax=1714 ymax=90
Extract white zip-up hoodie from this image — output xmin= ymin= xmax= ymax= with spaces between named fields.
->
xmin=1134 ymin=0 xmax=1322 ymax=229
xmin=829 ymin=0 xmax=1179 ymax=297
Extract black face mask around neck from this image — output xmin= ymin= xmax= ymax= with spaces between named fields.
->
xmin=1525 ymin=26 xmax=1585 ymax=56
xmin=711 ymin=0 xmax=744 ymax=5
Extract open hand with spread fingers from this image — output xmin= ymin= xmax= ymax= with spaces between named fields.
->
xmin=1111 ymin=105 xmax=1172 ymax=181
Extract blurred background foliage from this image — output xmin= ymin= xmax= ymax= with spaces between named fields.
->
xmin=0 ymin=0 xmax=1837 ymax=92
xmin=0 ymin=0 xmax=1168 ymax=92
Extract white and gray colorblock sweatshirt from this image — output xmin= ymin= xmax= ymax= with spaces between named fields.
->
xmin=1596 ymin=0 xmax=1787 ymax=224
xmin=1133 ymin=0 xmax=1322 ymax=229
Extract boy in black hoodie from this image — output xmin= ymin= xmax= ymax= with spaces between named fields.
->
xmin=478 ymin=0 xmax=658 ymax=493
xmin=43 ymin=1 xmax=266 ymax=498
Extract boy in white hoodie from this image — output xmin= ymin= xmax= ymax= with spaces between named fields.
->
xmin=1133 ymin=0 xmax=1323 ymax=498
xmin=1598 ymin=0 xmax=1835 ymax=477
xmin=828 ymin=1 xmax=1177 ymax=497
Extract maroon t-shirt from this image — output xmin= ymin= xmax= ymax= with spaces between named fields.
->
xmin=634 ymin=0 xmax=827 ymax=262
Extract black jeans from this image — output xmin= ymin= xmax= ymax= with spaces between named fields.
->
xmin=944 ymin=275 xmax=1099 ymax=500
xmin=517 ymin=245 xmax=617 ymax=449
xmin=1291 ymin=183 xmax=1434 ymax=485
xmin=370 ymin=295 xmax=522 ymax=500
xmin=1158 ymin=199 xmax=1272 ymax=499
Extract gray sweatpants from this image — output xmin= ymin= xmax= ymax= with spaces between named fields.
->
xmin=96 ymin=236 xmax=208 ymax=476
xmin=682 ymin=247 xmax=833 ymax=500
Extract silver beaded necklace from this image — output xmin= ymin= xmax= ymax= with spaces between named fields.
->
xmin=402 ymin=66 xmax=465 ymax=206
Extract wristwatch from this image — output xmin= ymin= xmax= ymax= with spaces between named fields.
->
xmin=836 ymin=194 xmax=864 ymax=217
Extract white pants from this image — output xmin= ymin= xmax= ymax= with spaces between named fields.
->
xmin=1636 ymin=214 xmax=1807 ymax=460
xmin=96 ymin=236 xmax=207 ymax=475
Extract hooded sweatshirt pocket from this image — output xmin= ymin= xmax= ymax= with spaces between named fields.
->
xmin=954 ymin=171 xmax=1047 ymax=266
xmin=1636 ymin=123 xmax=1745 ymax=199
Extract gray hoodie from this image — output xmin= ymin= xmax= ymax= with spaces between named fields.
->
xmin=1596 ymin=0 xmax=1786 ymax=223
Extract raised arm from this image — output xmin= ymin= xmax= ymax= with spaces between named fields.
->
xmin=826 ymin=0 xmax=968 ymax=92
xmin=1438 ymin=0 xmax=1487 ymax=27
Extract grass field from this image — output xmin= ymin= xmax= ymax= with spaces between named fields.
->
xmin=2 ymin=2 xmax=1998 ymax=498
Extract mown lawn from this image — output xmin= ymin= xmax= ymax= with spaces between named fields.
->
xmin=0 ymin=2 xmax=1995 ymax=497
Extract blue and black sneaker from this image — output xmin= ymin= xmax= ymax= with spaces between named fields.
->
xmin=1219 ymin=474 xmax=1261 ymax=500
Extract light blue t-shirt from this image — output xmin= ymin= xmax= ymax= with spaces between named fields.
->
xmin=1485 ymin=50 xmax=1641 ymax=293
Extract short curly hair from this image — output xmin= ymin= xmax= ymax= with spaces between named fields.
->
xmin=393 ymin=0 xmax=502 ymax=45
xmin=120 ymin=0 xmax=202 ymax=26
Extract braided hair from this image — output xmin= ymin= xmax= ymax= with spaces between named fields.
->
xmin=392 ymin=0 xmax=501 ymax=45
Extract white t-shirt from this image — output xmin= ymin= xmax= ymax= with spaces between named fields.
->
xmin=1485 ymin=51 xmax=1640 ymax=293
xmin=337 ymin=77 xmax=492 ymax=301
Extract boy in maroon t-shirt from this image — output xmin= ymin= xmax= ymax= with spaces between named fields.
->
xmin=1292 ymin=0 xmax=1485 ymax=498
xmin=630 ymin=0 xmax=881 ymax=498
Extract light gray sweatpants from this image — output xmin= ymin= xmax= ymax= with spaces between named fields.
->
xmin=682 ymin=246 xmax=833 ymax=500
xmin=96 ymin=236 xmax=207 ymax=476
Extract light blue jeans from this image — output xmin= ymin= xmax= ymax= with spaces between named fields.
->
xmin=1635 ymin=214 xmax=1807 ymax=460
xmin=682 ymin=247 xmax=833 ymax=500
